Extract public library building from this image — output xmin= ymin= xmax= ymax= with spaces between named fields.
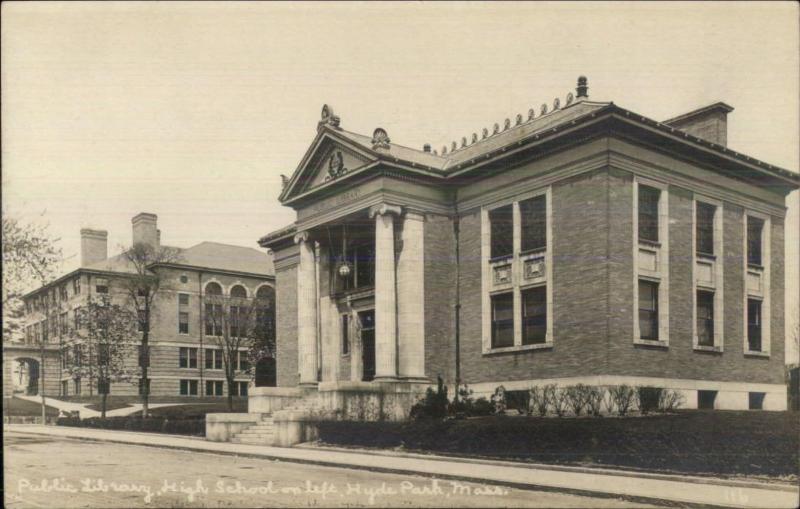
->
xmin=259 ymin=77 xmax=798 ymax=412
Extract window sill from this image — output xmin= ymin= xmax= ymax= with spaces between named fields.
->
xmin=747 ymin=263 xmax=764 ymax=271
xmin=519 ymin=248 xmax=546 ymax=258
xmin=693 ymin=344 xmax=722 ymax=353
xmin=489 ymin=254 xmax=514 ymax=264
xmin=696 ymin=253 xmax=716 ymax=261
xmin=483 ymin=342 xmax=553 ymax=355
xmin=744 ymin=351 xmax=770 ymax=358
xmin=638 ymin=239 xmax=661 ymax=249
xmin=633 ymin=339 xmax=668 ymax=348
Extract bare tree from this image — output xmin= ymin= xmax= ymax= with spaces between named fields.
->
xmin=3 ymin=213 xmax=64 ymax=423
xmin=120 ymin=243 xmax=182 ymax=417
xmin=2 ymin=213 xmax=62 ymax=341
xmin=64 ymin=295 xmax=138 ymax=418
xmin=206 ymin=291 xmax=273 ymax=411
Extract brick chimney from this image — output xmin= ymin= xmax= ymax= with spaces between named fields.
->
xmin=132 ymin=212 xmax=159 ymax=249
xmin=663 ymin=102 xmax=734 ymax=147
xmin=80 ymin=229 xmax=108 ymax=267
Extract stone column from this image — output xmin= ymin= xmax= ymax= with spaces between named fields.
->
xmin=397 ymin=211 xmax=426 ymax=379
xmin=295 ymin=231 xmax=318 ymax=387
xmin=369 ymin=204 xmax=402 ymax=381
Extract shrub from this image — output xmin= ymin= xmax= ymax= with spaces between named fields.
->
xmin=449 ymin=385 xmax=494 ymax=418
xmin=529 ymin=386 xmax=549 ymax=416
xmin=469 ymin=397 xmax=494 ymax=416
xmin=491 ymin=386 xmax=507 ymax=415
xmin=585 ymin=386 xmax=605 ymax=417
xmin=549 ymin=387 xmax=569 ymax=417
xmin=566 ymin=385 xmax=591 ymax=416
xmin=410 ymin=376 xmax=448 ymax=420
xmin=658 ymin=388 xmax=685 ymax=412
xmin=637 ymin=387 xmax=663 ymax=415
xmin=56 ymin=415 xmax=204 ymax=436
xmin=608 ymin=385 xmax=636 ymax=416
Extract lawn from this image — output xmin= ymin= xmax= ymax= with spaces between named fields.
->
xmin=314 ymin=410 xmax=800 ymax=481
xmin=135 ymin=401 xmax=247 ymax=419
xmin=3 ymin=397 xmax=60 ymax=417
xmin=85 ymin=402 xmax=132 ymax=412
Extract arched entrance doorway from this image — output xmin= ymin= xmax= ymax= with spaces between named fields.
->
xmin=15 ymin=358 xmax=40 ymax=396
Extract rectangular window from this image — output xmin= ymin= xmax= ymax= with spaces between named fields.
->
xmin=205 ymin=303 xmax=222 ymax=336
xmin=638 ymin=280 xmax=659 ymax=340
xmin=180 ymin=379 xmax=198 ymax=396
xmin=696 ymin=290 xmax=715 ymax=347
xmin=238 ymin=351 xmax=250 ymax=372
xmin=179 ymin=293 xmax=189 ymax=306
xmin=204 ymin=349 xmax=223 ymax=370
xmin=521 ymin=286 xmax=547 ymax=345
xmin=179 ymin=347 xmax=197 ymax=368
xmin=520 ymin=195 xmax=546 ymax=253
xmin=747 ymin=217 xmax=763 ymax=266
xmin=74 ymin=377 xmax=81 ymax=395
xmin=179 ymin=312 xmax=189 ymax=334
xmin=747 ymin=299 xmax=762 ymax=352
xmin=696 ymin=202 xmax=715 ymax=256
xmin=638 ymin=185 xmax=661 ymax=243
xmin=490 ymin=292 xmax=514 ymax=348
xmin=748 ymin=392 xmax=765 ymax=410
xmin=95 ymin=278 xmax=109 ymax=294
xmin=73 ymin=277 xmax=81 ymax=295
xmin=697 ymin=390 xmax=717 ymax=410
xmin=489 ymin=205 xmax=513 ymax=260
xmin=341 ymin=315 xmax=350 ymax=355
xmin=230 ymin=306 xmax=240 ymax=338
xmin=237 ymin=382 xmax=248 ymax=397
xmin=60 ymin=312 xmax=68 ymax=335
xmin=205 ymin=380 xmax=223 ymax=396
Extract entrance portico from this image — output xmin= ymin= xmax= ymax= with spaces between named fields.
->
xmin=291 ymin=202 xmax=425 ymax=388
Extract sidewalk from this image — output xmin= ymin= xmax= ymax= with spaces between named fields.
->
xmin=6 ymin=424 xmax=798 ymax=509
xmin=15 ymin=394 xmax=185 ymax=418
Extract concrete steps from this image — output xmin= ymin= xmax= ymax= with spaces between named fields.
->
xmin=230 ymin=416 xmax=275 ymax=445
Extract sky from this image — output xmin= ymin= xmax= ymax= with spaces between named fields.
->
xmin=2 ymin=1 xmax=798 ymax=358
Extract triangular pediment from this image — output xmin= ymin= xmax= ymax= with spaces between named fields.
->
xmin=280 ymin=129 xmax=377 ymax=203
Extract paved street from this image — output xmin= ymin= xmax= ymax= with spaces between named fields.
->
xmin=4 ymin=432 xmax=657 ymax=508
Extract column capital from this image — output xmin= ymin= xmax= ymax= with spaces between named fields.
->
xmin=368 ymin=203 xmax=403 ymax=219
xmin=293 ymin=231 xmax=311 ymax=244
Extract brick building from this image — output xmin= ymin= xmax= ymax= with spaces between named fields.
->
xmin=259 ymin=77 xmax=798 ymax=412
xmin=14 ymin=213 xmax=275 ymax=399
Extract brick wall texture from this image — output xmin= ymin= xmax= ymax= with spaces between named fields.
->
xmin=454 ymin=167 xmax=786 ymax=386
xmin=271 ymin=166 xmax=788 ymax=391
xmin=275 ymin=263 xmax=299 ymax=387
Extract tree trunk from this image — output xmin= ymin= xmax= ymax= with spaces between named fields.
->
xmin=141 ymin=334 xmax=149 ymax=418
xmin=41 ymin=342 xmax=47 ymax=425
xmin=101 ymin=391 xmax=107 ymax=419
xmin=227 ymin=376 xmax=234 ymax=412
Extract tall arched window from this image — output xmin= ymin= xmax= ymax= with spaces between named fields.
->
xmin=230 ymin=285 xmax=247 ymax=299
xmin=205 ymin=282 xmax=223 ymax=296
